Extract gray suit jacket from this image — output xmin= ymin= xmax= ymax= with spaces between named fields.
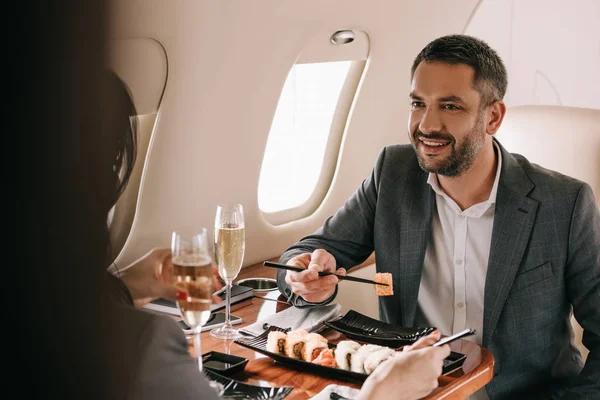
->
xmin=105 ymin=274 xmax=220 ymax=400
xmin=277 ymin=141 xmax=600 ymax=399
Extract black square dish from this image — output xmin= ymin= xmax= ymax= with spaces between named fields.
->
xmin=202 ymin=351 xmax=248 ymax=376
xmin=204 ymin=369 xmax=293 ymax=400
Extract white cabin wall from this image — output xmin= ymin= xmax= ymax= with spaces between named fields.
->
xmin=465 ymin=0 xmax=600 ymax=109
xmin=108 ymin=0 xmax=479 ymax=268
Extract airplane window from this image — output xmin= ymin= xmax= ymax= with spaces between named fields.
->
xmin=258 ymin=61 xmax=352 ymax=214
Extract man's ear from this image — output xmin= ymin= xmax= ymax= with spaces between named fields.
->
xmin=486 ymin=100 xmax=506 ymax=136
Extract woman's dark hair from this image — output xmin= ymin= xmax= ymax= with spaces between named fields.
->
xmin=411 ymin=34 xmax=508 ymax=107
xmin=101 ymin=70 xmax=138 ymax=268
xmin=102 ymin=69 xmax=137 ymax=204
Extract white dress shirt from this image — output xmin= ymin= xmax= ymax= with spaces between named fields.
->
xmin=414 ymin=142 xmax=502 ymax=400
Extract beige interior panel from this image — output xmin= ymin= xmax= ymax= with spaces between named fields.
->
xmin=465 ymin=0 xmax=600 ymax=109
xmin=296 ymin=29 xmax=369 ymax=64
xmin=337 ymin=263 xmax=378 ymax=318
xmin=496 ymin=106 xmax=600 ymax=207
xmin=106 ymin=38 xmax=167 ymax=260
xmin=107 ymin=38 xmax=167 ymax=114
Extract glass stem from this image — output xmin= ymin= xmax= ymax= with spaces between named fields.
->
xmin=224 ymin=281 xmax=232 ymax=329
xmin=194 ymin=328 xmax=203 ymax=371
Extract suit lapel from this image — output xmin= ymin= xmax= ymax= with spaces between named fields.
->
xmin=397 ymin=164 xmax=434 ymax=326
xmin=483 ymin=142 xmax=539 ymax=347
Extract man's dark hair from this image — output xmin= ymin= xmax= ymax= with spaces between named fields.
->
xmin=411 ymin=34 xmax=508 ymax=107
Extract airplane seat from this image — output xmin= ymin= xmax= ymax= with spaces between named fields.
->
xmin=496 ymin=105 xmax=600 ymax=362
xmin=108 ymin=112 xmax=157 ymax=263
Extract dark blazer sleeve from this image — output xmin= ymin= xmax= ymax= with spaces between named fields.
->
xmin=563 ymin=184 xmax=600 ymax=398
xmin=277 ymin=146 xmax=386 ymax=307
xmin=128 ymin=314 xmax=221 ymax=400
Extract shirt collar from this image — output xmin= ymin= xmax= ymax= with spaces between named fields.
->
xmin=427 ymin=140 xmax=503 ymax=205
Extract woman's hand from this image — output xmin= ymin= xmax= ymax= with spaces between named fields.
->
xmin=119 ymin=248 xmax=178 ymax=307
xmin=357 ymin=341 xmax=450 ymax=400
xmin=120 ymin=248 xmax=223 ymax=307
xmin=356 ymin=330 xmax=450 ymax=400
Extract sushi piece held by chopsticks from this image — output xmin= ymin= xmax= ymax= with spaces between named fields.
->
xmin=374 ymin=272 xmax=394 ymax=296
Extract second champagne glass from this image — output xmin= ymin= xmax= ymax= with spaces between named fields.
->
xmin=171 ymin=228 xmax=213 ymax=371
xmin=210 ymin=203 xmax=245 ymax=340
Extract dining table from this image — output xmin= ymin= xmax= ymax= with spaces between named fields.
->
xmin=185 ymin=260 xmax=495 ymax=400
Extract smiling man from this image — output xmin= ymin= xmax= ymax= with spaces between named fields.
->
xmin=277 ymin=35 xmax=600 ymax=399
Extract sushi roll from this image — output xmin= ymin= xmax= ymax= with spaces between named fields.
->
xmin=334 ymin=340 xmax=361 ymax=371
xmin=350 ymin=344 xmax=383 ymax=374
xmin=266 ymin=331 xmax=287 ymax=355
xmin=285 ymin=329 xmax=308 ymax=359
xmin=305 ymin=332 xmax=327 ymax=343
xmin=363 ymin=347 xmax=395 ymax=374
xmin=287 ymin=329 xmax=309 ymax=339
xmin=303 ymin=335 xmax=329 ymax=362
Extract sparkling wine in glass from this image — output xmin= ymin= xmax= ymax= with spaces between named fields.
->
xmin=171 ymin=228 xmax=213 ymax=371
xmin=210 ymin=204 xmax=245 ymax=340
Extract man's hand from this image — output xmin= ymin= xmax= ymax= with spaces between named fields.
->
xmin=284 ymin=249 xmax=346 ymax=303
xmin=357 ymin=340 xmax=451 ymax=400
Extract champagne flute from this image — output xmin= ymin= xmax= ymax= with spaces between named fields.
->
xmin=171 ymin=228 xmax=213 ymax=371
xmin=210 ymin=204 xmax=245 ymax=340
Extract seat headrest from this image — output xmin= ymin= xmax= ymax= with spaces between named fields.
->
xmin=496 ymin=105 xmax=600 ymax=206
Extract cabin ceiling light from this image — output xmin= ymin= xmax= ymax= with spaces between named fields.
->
xmin=330 ymin=30 xmax=355 ymax=45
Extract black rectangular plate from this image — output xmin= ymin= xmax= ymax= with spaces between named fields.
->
xmin=234 ymin=326 xmax=466 ymax=383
